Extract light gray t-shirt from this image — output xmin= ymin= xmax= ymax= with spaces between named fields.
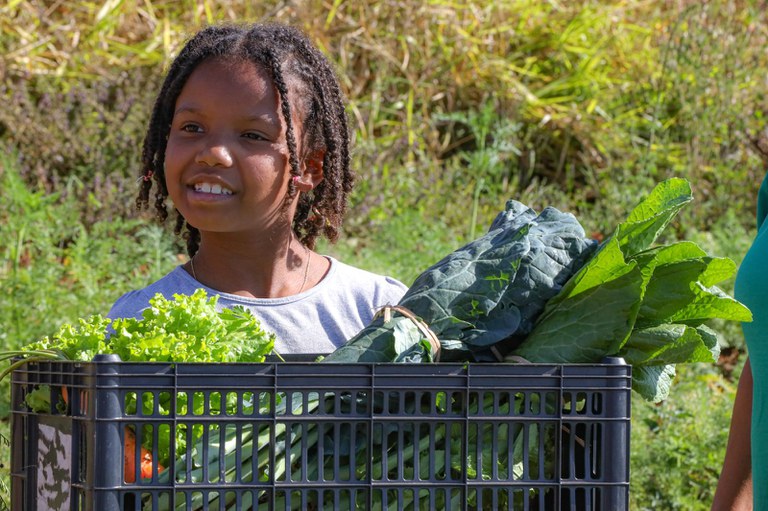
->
xmin=107 ymin=257 xmax=408 ymax=356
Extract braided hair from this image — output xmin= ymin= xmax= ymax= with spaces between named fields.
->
xmin=137 ymin=23 xmax=354 ymax=255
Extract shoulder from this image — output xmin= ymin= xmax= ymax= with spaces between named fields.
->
xmin=321 ymin=257 xmax=408 ymax=304
xmin=107 ymin=266 xmax=199 ymax=319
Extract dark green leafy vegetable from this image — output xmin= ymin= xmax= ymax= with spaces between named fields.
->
xmin=325 ymin=178 xmax=750 ymax=403
xmin=512 ymin=178 xmax=751 ymax=401
xmin=323 ymin=201 xmax=597 ymax=363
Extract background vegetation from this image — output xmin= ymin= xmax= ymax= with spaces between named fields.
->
xmin=1 ymin=0 xmax=766 ymax=508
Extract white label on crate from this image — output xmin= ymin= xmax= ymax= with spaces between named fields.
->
xmin=36 ymin=422 xmax=71 ymax=511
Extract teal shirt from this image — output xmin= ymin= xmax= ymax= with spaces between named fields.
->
xmin=734 ymin=171 xmax=768 ymax=507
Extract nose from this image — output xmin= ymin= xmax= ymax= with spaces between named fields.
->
xmin=196 ymin=140 xmax=233 ymax=168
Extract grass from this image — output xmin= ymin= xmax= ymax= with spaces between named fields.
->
xmin=1 ymin=0 xmax=767 ymax=508
xmin=630 ymin=362 xmax=742 ymax=510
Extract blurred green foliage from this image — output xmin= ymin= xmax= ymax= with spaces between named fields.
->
xmin=1 ymin=0 xmax=766 ymax=508
xmin=630 ymin=363 xmax=740 ymax=510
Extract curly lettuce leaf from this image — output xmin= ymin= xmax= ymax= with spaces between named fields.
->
xmin=25 ymin=315 xmax=111 ymax=361
xmin=16 ymin=289 xmax=276 ymax=469
xmin=109 ymin=290 xmax=275 ymax=363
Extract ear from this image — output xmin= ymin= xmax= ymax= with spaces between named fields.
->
xmin=295 ymin=149 xmax=325 ymax=191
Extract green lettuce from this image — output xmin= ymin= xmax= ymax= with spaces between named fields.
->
xmin=13 ymin=289 xmax=275 ymax=364
xmin=3 ymin=289 xmax=276 ymax=468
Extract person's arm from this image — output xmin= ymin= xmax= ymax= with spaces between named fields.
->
xmin=712 ymin=357 xmax=754 ymax=510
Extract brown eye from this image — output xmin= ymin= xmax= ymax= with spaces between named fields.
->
xmin=243 ymin=131 xmax=267 ymax=141
xmin=180 ymin=123 xmax=203 ymax=133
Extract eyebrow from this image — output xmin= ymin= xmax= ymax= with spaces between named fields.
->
xmin=173 ymin=106 xmax=280 ymax=125
xmin=173 ymin=105 xmax=202 ymax=116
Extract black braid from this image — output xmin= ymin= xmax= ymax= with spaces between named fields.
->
xmin=136 ymin=23 xmax=354 ymax=255
xmin=263 ymin=47 xmax=302 ymax=188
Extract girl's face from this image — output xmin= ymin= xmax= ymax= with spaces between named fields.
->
xmin=164 ymin=57 xmax=304 ymax=238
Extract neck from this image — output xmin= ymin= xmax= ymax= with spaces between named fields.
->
xmin=190 ymin=231 xmax=310 ymax=298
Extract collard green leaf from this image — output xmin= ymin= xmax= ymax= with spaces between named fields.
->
xmin=392 ymin=317 xmax=425 ymax=358
xmin=637 ymin=256 xmax=752 ymax=327
xmin=696 ymin=324 xmax=721 ymax=357
xmin=617 ymin=324 xmax=719 ymax=366
xmin=326 ymin=200 xmax=596 ymax=363
xmin=633 ymin=241 xmax=707 ymax=262
xmin=636 ymin=259 xmax=709 ymax=327
xmin=513 ymin=263 xmax=645 ymax=363
xmin=667 ymin=283 xmax=752 ymax=325
xmin=697 ymin=257 xmax=740 ymax=288
xmin=464 ymin=305 xmax=522 ymax=347
xmin=542 ymin=236 xmax=636 ymax=311
xmin=402 ymin=199 xmax=597 ymax=345
xmin=400 ymin=225 xmax=531 ymax=334
xmin=615 ymin=177 xmax=692 ymax=256
xmin=324 ymin=318 xmax=397 ymax=362
xmin=629 ymin=241 xmax=707 ymax=281
xmin=632 ymin=364 xmax=676 ymax=403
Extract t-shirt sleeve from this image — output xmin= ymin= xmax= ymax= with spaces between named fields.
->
xmin=758 ymin=170 xmax=768 ymax=230
xmin=106 ymin=290 xmax=150 ymax=320
xmin=378 ymin=276 xmax=409 ymax=305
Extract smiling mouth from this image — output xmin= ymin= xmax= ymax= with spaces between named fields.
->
xmin=193 ymin=182 xmax=234 ymax=195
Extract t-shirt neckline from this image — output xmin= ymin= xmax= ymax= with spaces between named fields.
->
xmin=176 ymin=255 xmax=337 ymax=305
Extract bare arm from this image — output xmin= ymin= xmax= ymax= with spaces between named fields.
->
xmin=712 ymin=357 xmax=754 ymax=510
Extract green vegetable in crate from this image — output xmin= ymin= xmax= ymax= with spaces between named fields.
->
xmin=166 ymin=203 xmax=598 ymax=511
xmin=510 ymin=178 xmax=752 ymax=401
xmin=324 ymin=178 xmax=750 ymax=404
xmin=3 ymin=289 xmax=275 ymax=367
xmin=1 ymin=289 xmax=276 ymax=480
xmin=323 ymin=200 xmax=598 ymax=363
xmin=126 ymin=177 xmax=746 ymax=511
xmin=168 ymin=178 xmax=750 ymax=511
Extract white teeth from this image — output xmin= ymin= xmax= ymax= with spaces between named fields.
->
xmin=194 ymin=182 xmax=233 ymax=195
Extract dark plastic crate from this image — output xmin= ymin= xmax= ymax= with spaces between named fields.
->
xmin=11 ymin=356 xmax=630 ymax=510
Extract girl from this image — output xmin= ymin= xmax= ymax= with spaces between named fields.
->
xmin=108 ymin=23 xmax=408 ymax=355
